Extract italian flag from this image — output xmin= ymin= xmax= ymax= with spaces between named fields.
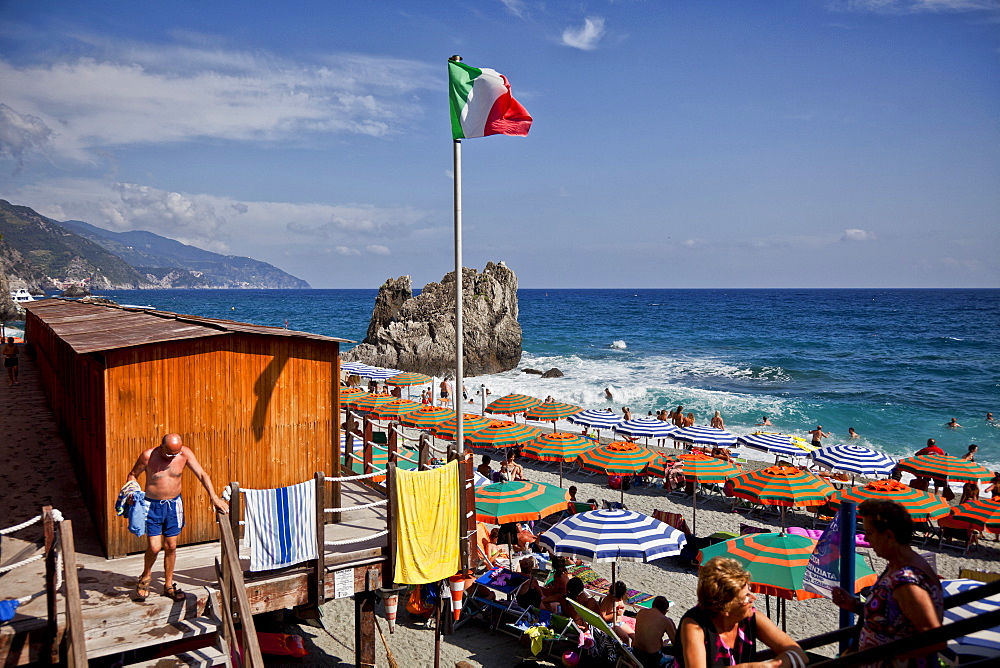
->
xmin=448 ymin=60 xmax=532 ymax=140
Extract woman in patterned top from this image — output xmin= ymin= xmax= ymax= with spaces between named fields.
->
xmin=832 ymin=500 xmax=943 ymax=668
xmin=676 ymin=557 xmax=805 ymax=668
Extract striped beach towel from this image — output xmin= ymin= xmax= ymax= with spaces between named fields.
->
xmin=242 ymin=480 xmax=317 ymax=572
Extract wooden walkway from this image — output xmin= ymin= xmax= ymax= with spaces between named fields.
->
xmin=0 ymin=350 xmax=390 ymax=666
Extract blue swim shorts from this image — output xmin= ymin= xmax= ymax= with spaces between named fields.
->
xmin=145 ymin=496 xmax=184 ymax=538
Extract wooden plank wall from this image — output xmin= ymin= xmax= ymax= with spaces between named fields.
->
xmin=102 ymin=334 xmax=338 ymax=556
xmin=24 ymin=311 xmax=109 ymax=541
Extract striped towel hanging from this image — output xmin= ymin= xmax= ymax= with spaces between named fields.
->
xmin=242 ymin=479 xmax=317 ymax=572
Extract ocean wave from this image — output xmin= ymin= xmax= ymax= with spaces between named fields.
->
xmin=610 ymin=340 xmax=627 ymax=349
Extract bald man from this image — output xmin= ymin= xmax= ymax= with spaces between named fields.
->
xmin=126 ymin=433 xmax=228 ymax=601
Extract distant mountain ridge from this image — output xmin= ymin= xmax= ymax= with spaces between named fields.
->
xmin=0 ymin=199 xmax=309 ymax=290
xmin=61 ymin=219 xmax=310 ymax=289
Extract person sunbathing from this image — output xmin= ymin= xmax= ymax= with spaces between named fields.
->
xmin=600 ymin=580 xmax=636 ymax=645
xmin=711 ymin=446 xmax=735 ymax=465
xmin=514 ymin=556 xmax=545 ymax=609
xmin=564 ymin=577 xmax=601 ymax=627
xmin=541 ymin=557 xmax=571 ymax=612
xmin=486 ymin=528 xmax=510 ymax=566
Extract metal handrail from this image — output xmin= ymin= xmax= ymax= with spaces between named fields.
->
xmin=215 ymin=515 xmax=264 ymax=667
xmin=758 ymin=578 xmax=1000 ymax=664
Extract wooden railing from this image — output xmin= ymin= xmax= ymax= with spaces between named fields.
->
xmin=58 ymin=519 xmax=87 ymax=666
xmin=215 ymin=515 xmax=263 ymax=668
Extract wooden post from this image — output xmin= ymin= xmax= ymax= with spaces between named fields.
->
xmin=337 ymin=412 xmax=351 ymax=525
xmin=59 ymin=520 xmax=87 ymax=667
xmin=419 ymin=433 xmax=432 ymax=471
xmin=386 ymin=464 xmax=398 ymax=586
xmin=362 ymin=417 xmax=374 ymax=490
xmin=355 ymin=568 xmax=379 ymax=668
xmin=387 ymin=423 xmax=398 ymax=465
xmin=314 ymin=471 xmax=326 ymax=607
xmin=42 ymin=506 xmax=58 ymax=665
xmin=229 ymin=481 xmax=241 ymax=542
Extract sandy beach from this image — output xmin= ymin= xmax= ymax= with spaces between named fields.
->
xmin=264 ymin=439 xmax=1000 ymax=667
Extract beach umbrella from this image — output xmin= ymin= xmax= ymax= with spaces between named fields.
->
xmin=539 ymin=508 xmax=687 ymax=584
xmin=828 ymin=479 xmax=951 ymax=521
xmin=523 ymin=401 xmax=583 ymax=431
xmin=614 ymin=418 xmax=678 ymax=444
xmin=369 ymin=398 xmax=422 ymax=421
xmin=522 ymin=431 xmax=597 ymax=487
xmin=579 ymin=441 xmax=659 ymax=504
xmin=384 ymin=372 xmax=432 ymax=399
xmin=737 ymin=434 xmax=807 ymax=461
xmin=385 ymin=372 xmax=432 ymax=387
xmin=354 ymin=366 xmax=402 ymax=380
xmin=568 ymin=409 xmax=624 ymax=439
xmin=698 ymin=532 xmax=877 ymax=602
xmin=671 ymin=426 xmax=738 ymax=450
xmin=484 ymin=393 xmax=543 ymax=420
xmin=339 ymin=386 xmax=367 ymax=398
xmin=398 ymin=405 xmax=456 ymax=429
xmin=940 ymin=498 xmax=1000 ymax=533
xmin=344 ymin=443 xmax=420 ymax=482
xmin=341 ymin=361 xmax=375 ymax=375
xmin=941 ymin=578 xmax=1000 ymax=661
xmin=726 ymin=466 xmax=834 ymax=530
xmin=346 ymin=392 xmax=397 ymax=414
xmin=679 ymin=453 xmax=740 ymax=535
xmin=897 ymin=453 xmax=992 ymax=483
xmin=474 ymin=480 xmax=570 ymax=524
xmin=431 ymin=414 xmax=494 ymax=440
xmin=810 ymin=443 xmax=896 ymax=478
xmin=462 ymin=420 xmax=543 ymax=450
xmin=578 ymin=441 xmax=658 ymax=475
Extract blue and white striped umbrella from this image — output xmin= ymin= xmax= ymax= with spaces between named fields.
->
xmin=941 ymin=579 xmax=1000 ymax=660
xmin=614 ymin=418 xmax=678 ymax=440
xmin=811 ymin=444 xmax=896 ymax=477
xmin=355 ymin=366 xmax=403 ymax=380
xmin=671 ymin=426 xmax=738 ymax=448
xmin=341 ymin=361 xmax=375 ymax=375
xmin=737 ymin=433 xmax=804 ymax=459
xmin=539 ymin=509 xmax=687 ymax=564
xmin=568 ymin=409 xmax=624 ymax=431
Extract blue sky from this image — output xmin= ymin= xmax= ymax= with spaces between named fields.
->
xmin=1 ymin=0 xmax=997 ymax=289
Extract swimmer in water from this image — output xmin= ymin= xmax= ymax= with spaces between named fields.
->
xmin=946 ymin=418 xmax=962 ymax=429
xmin=848 ymin=427 xmax=859 ymax=439
xmin=756 ymin=416 xmax=772 ymax=426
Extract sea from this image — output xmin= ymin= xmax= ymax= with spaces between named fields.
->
xmin=18 ymin=288 xmax=1000 ymax=471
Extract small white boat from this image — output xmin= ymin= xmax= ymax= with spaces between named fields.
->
xmin=9 ymin=289 xmax=35 ymax=303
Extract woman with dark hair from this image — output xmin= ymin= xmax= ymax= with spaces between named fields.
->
xmin=676 ymin=557 xmax=805 ymax=668
xmin=600 ymin=580 xmax=635 ymax=645
xmin=832 ymin=499 xmax=944 ymax=668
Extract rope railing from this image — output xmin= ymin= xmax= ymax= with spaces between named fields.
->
xmin=325 ymin=530 xmax=390 ymax=547
xmin=0 ymin=508 xmax=63 ymax=535
xmin=0 ymin=551 xmax=46 ymax=574
xmin=324 ymin=469 xmax=387 ymax=483
xmin=391 ymin=425 xmax=420 ymax=442
xmin=324 ymin=499 xmax=388 ymax=514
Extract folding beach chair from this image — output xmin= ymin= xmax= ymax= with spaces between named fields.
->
xmin=652 ymin=510 xmax=692 ymax=537
xmin=566 ymin=599 xmax=643 ymax=668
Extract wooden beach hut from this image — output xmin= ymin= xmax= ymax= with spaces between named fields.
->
xmin=23 ymin=298 xmax=350 ymax=557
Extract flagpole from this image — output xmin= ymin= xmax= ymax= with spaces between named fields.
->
xmin=450 ymin=56 xmax=466 ymax=460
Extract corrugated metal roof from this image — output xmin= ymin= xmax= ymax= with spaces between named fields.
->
xmin=24 ymin=298 xmax=353 ymax=354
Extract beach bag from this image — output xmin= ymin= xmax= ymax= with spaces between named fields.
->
xmin=406 ymin=585 xmax=434 ymax=618
xmin=608 ymin=475 xmax=622 ymax=490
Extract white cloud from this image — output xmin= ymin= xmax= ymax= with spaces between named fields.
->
xmin=827 ymin=0 xmax=1000 ymax=13
xmin=335 ymin=246 xmax=362 ymax=256
xmin=366 ymin=244 xmax=391 ymax=255
xmin=0 ymin=103 xmax=54 ymax=171
xmin=561 ymin=17 xmax=606 ymax=51
xmin=842 ymin=228 xmax=877 ymax=241
xmin=500 ymin=0 xmax=529 ymax=19
xmin=13 ymin=177 xmax=427 ymax=254
xmin=0 ymin=42 xmax=437 ymax=163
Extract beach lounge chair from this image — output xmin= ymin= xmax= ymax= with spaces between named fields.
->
xmin=652 ymin=510 xmax=692 ymax=537
xmin=602 ymin=499 xmax=628 ymax=510
xmin=566 ymin=599 xmax=643 ymax=667
xmin=958 ymin=568 xmax=1000 ymax=583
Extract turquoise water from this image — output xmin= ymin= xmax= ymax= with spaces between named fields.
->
xmin=92 ymin=288 xmax=1000 ymax=470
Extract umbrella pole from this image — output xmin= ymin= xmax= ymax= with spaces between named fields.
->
xmin=559 ymin=461 xmax=564 ymax=488
xmin=612 ymin=561 xmax=616 ymax=587
xmin=693 ymin=487 xmax=698 ymax=536
xmin=781 ymin=506 xmax=786 ymax=533
xmin=781 ymin=598 xmax=786 ymax=633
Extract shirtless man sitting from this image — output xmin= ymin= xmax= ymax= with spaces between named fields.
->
xmin=633 ymin=596 xmax=677 ymax=668
xmin=126 ymin=433 xmax=228 ymax=601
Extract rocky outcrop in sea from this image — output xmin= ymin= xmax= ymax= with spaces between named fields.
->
xmin=343 ymin=262 xmax=522 ymax=377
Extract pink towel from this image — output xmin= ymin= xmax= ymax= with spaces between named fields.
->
xmin=788 ymin=526 xmax=870 ymax=548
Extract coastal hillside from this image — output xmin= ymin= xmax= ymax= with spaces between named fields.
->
xmin=0 ymin=200 xmax=310 ymax=290
xmin=0 ymin=200 xmax=148 ymax=291
xmin=61 ymin=219 xmax=310 ymax=289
